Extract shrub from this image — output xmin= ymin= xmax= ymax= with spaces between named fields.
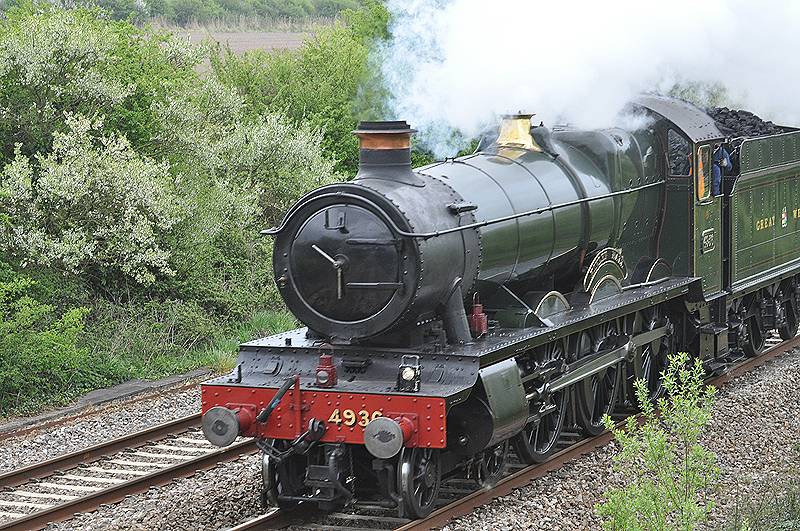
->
xmin=0 ymin=2 xmax=206 ymax=166
xmin=598 ymin=351 xmax=718 ymax=531
xmin=0 ymin=1 xmax=348 ymax=409
xmin=0 ymin=2 xmax=132 ymax=164
xmin=210 ymin=0 xmax=390 ymax=176
xmin=152 ymin=76 xmax=339 ymax=226
xmin=722 ymin=479 xmax=800 ymax=531
xmin=0 ymin=272 xmax=124 ymax=414
xmin=0 ymin=114 xmax=182 ymax=286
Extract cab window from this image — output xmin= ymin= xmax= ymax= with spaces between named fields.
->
xmin=696 ymin=145 xmax=711 ymax=201
xmin=668 ymin=129 xmax=691 ymax=176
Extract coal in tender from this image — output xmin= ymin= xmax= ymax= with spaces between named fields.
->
xmin=707 ymin=107 xmax=785 ymax=138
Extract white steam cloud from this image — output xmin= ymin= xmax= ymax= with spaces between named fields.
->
xmin=378 ymin=0 xmax=800 ymax=157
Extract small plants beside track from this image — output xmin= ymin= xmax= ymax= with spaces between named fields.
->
xmin=598 ymin=351 xmax=719 ymax=531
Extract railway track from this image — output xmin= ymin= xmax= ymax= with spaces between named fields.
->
xmin=219 ymin=332 xmax=799 ymax=531
xmin=2 ymin=333 xmax=793 ymax=531
xmin=0 ymin=414 xmax=257 ymax=531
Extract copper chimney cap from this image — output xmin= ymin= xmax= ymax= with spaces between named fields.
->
xmin=353 ymin=121 xmax=418 ymax=150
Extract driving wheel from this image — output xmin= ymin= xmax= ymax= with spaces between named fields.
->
xmin=575 ymin=321 xmax=622 ymax=436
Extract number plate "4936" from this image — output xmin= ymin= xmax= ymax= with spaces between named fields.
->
xmin=702 ymin=228 xmax=715 ymax=254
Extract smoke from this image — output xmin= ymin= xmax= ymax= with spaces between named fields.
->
xmin=377 ymin=0 xmax=800 ymax=157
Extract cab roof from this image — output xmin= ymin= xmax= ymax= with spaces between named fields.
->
xmin=633 ymin=95 xmax=725 ymax=144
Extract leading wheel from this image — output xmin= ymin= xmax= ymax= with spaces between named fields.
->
xmin=575 ymin=321 xmax=622 ymax=436
xmin=399 ymin=447 xmax=440 ymax=519
xmin=513 ymin=389 xmax=565 ymax=464
xmin=473 ymin=440 xmax=509 ymax=488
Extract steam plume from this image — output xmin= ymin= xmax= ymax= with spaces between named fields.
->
xmin=378 ymin=0 xmax=800 ymax=157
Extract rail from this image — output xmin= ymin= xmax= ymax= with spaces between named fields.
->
xmin=0 ymin=415 xmax=257 ymax=531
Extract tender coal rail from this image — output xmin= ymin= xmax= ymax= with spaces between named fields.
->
xmin=0 ymin=415 xmax=257 ymax=531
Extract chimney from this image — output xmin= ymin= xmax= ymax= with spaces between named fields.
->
xmin=352 ymin=121 xmax=424 ymax=186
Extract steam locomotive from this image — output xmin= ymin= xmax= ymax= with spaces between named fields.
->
xmin=200 ymin=95 xmax=800 ymax=518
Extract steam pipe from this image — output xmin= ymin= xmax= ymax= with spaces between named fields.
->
xmin=441 ymin=278 xmax=472 ymax=344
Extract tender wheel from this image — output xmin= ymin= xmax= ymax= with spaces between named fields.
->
xmin=513 ymin=341 xmax=566 ymax=464
xmin=742 ymin=314 xmax=765 ymax=358
xmin=635 ymin=307 xmax=673 ymax=402
xmin=260 ymin=440 xmax=304 ymax=510
xmin=575 ymin=321 xmax=622 ymax=436
xmin=779 ymin=299 xmax=799 ymax=340
xmin=473 ymin=440 xmax=509 ymax=488
xmin=399 ymin=447 xmax=440 ymax=519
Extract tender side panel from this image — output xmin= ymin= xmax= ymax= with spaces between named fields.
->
xmin=201 ymin=385 xmax=447 ymax=448
xmin=733 ymin=132 xmax=800 ymax=291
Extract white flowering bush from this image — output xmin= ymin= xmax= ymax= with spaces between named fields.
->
xmin=153 ymin=77 xmax=340 ymax=226
xmin=0 ymin=1 xmax=379 ymax=415
xmin=0 ymin=4 xmax=132 ymax=159
xmin=149 ymin=76 xmax=340 ymax=317
xmin=218 ymin=113 xmax=340 ymax=224
xmin=0 ymin=114 xmax=181 ymax=284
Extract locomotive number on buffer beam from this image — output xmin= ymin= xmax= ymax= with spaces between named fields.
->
xmin=328 ymin=409 xmax=383 ymax=427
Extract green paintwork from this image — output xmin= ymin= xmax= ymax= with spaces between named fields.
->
xmin=693 ymin=196 xmax=722 ymax=295
xmin=739 ymin=132 xmax=800 ymax=174
xmin=661 ymin=178 xmax=692 ymax=276
xmin=732 ymin=132 xmax=800 ymax=292
xmin=428 ymin=150 xmax=583 ymax=289
xmin=693 ymin=144 xmax=722 ymax=296
xmin=494 ymin=308 xmax=538 ymax=328
xmin=478 ymin=357 xmax=528 ymax=443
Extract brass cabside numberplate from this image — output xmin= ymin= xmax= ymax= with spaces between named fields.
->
xmin=702 ymin=228 xmax=715 ymax=254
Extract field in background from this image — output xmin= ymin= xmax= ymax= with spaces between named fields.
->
xmin=181 ymin=31 xmax=305 ymax=53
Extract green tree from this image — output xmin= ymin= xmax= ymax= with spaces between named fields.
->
xmin=667 ymin=79 xmax=732 ymax=109
xmin=0 ymin=3 xmax=129 ymax=163
xmin=93 ymin=0 xmax=149 ymax=22
xmin=598 ymin=352 xmax=718 ymax=531
xmin=210 ymin=0 xmax=390 ymax=175
xmin=151 ymin=76 xmax=338 ymax=225
xmin=0 ymin=1 xmax=206 ymax=166
xmin=0 ymin=1 xmax=346 ymax=410
xmin=98 ymin=24 xmax=207 ymax=156
xmin=150 ymin=75 xmax=339 ymax=317
xmin=170 ymin=0 xmax=221 ymax=24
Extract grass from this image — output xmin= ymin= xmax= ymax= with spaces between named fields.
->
xmin=0 ymin=308 xmax=299 ymax=419
xmin=198 ymin=310 xmax=298 ymax=373
xmin=720 ymin=478 xmax=800 ymax=531
xmin=149 ymin=15 xmax=338 ymax=33
xmin=111 ymin=308 xmax=299 ymax=378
